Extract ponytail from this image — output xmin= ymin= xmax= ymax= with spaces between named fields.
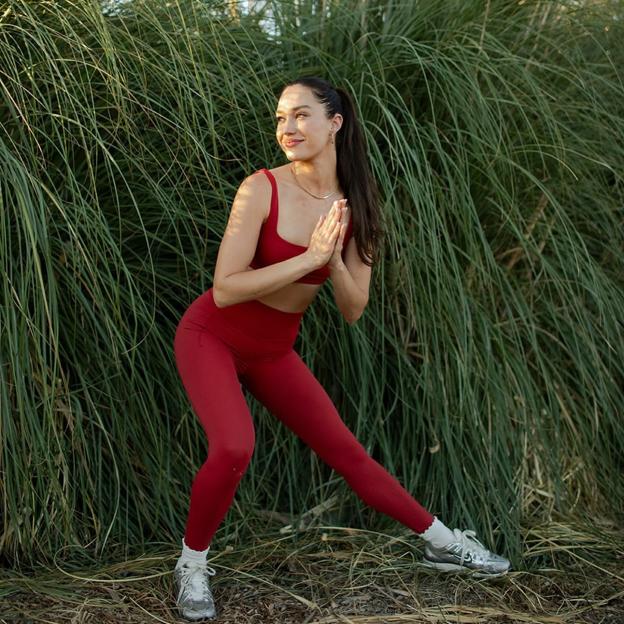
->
xmin=279 ymin=76 xmax=384 ymax=266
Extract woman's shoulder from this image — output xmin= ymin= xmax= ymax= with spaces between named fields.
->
xmin=264 ymin=164 xmax=291 ymax=180
xmin=237 ymin=169 xmax=272 ymax=222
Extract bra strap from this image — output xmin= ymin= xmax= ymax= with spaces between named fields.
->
xmin=258 ymin=168 xmax=278 ymax=226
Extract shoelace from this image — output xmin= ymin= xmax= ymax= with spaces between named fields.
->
xmin=179 ymin=561 xmax=217 ymax=597
xmin=451 ymin=528 xmax=489 ymax=565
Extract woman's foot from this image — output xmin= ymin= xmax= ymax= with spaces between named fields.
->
xmin=419 ymin=528 xmax=511 ymax=578
xmin=173 ymin=559 xmax=218 ymax=620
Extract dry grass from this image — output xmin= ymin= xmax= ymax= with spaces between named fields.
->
xmin=2 ymin=516 xmax=623 ymax=623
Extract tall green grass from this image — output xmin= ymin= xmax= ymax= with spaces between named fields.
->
xmin=1 ymin=0 xmax=622 ymax=570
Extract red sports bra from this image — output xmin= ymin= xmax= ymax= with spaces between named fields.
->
xmin=249 ymin=168 xmax=353 ymax=285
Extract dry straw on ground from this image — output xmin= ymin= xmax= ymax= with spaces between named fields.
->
xmin=2 ymin=516 xmax=622 ymax=623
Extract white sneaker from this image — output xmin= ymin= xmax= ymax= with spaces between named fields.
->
xmin=419 ymin=528 xmax=511 ymax=578
xmin=173 ymin=559 xmax=217 ymax=620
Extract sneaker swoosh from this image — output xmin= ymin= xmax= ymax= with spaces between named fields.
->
xmin=448 ymin=546 xmax=474 ymax=565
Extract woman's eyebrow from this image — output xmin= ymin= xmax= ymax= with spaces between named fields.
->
xmin=275 ymin=105 xmax=312 ymax=114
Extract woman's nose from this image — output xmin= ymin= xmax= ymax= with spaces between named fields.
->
xmin=284 ymin=119 xmax=298 ymax=133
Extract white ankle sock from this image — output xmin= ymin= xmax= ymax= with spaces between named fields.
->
xmin=179 ymin=536 xmax=210 ymax=565
xmin=418 ymin=516 xmax=456 ymax=548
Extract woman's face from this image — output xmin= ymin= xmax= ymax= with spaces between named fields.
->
xmin=275 ymin=85 xmax=341 ymax=160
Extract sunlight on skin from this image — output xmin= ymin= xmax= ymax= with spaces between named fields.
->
xmin=223 ymin=184 xmax=252 ymax=241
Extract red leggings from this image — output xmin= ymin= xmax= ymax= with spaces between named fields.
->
xmin=173 ymin=287 xmax=434 ymax=550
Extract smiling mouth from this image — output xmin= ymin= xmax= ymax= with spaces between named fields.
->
xmin=285 ymin=140 xmax=303 ymax=147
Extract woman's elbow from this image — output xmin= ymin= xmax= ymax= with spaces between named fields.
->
xmin=212 ymin=283 xmax=228 ymax=308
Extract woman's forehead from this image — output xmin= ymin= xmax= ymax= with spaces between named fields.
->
xmin=276 ymin=86 xmax=317 ymax=111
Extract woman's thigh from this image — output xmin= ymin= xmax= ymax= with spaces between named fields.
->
xmin=174 ymin=322 xmax=255 ymax=456
xmin=240 ymin=350 xmax=367 ymax=471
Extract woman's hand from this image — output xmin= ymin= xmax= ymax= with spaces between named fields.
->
xmin=327 ymin=203 xmax=349 ymax=269
xmin=305 ymin=198 xmax=348 ymax=269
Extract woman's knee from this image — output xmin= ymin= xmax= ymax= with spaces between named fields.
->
xmin=211 ymin=438 xmax=255 ymax=474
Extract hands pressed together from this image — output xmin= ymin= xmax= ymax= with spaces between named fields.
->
xmin=306 ymin=198 xmax=349 ymax=270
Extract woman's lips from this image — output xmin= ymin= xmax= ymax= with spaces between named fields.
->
xmin=285 ymin=140 xmax=303 ymax=147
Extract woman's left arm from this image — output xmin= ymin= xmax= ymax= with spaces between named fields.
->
xmin=329 ymin=234 xmax=371 ymax=325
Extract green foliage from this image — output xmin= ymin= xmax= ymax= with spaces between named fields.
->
xmin=1 ymin=0 xmax=622 ymax=570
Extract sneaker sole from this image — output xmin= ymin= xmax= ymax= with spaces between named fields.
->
xmin=417 ymin=559 xmax=510 ymax=579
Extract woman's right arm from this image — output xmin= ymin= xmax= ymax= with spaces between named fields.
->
xmin=212 ymin=172 xmax=318 ymax=308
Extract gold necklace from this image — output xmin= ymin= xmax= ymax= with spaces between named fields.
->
xmin=290 ymin=163 xmax=339 ymax=200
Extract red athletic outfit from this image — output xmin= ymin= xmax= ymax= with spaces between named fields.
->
xmin=173 ymin=168 xmax=434 ymax=550
xmin=249 ymin=168 xmax=353 ymax=283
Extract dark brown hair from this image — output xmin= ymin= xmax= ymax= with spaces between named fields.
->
xmin=279 ymin=76 xmax=384 ymax=267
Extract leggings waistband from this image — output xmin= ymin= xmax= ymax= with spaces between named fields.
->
xmin=179 ymin=287 xmax=304 ymax=355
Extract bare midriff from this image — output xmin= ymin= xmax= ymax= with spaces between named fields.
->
xmin=256 ymin=281 xmax=323 ymax=314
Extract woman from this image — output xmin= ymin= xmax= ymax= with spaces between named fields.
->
xmin=172 ymin=76 xmax=510 ymax=621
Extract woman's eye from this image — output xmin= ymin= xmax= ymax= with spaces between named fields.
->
xmin=275 ymin=114 xmax=307 ymax=122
